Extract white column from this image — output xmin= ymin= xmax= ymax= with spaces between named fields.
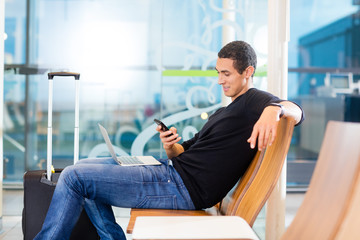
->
xmin=222 ymin=0 xmax=236 ymax=46
xmin=266 ymin=0 xmax=290 ymax=239
xmin=221 ymin=0 xmax=236 ymax=107
xmin=0 ymin=0 xmax=5 ymax=231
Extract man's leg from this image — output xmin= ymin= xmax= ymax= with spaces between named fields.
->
xmin=84 ymin=199 xmax=126 ymax=240
xmin=76 ymin=157 xmax=116 ymax=165
xmin=33 ymin=166 xmax=86 ymax=240
xmin=34 ymin=159 xmax=194 ymax=240
xmin=78 ymin=158 xmax=126 ymax=238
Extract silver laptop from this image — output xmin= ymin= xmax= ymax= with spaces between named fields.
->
xmin=98 ymin=123 xmax=161 ymax=166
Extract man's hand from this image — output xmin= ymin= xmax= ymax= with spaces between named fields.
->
xmin=156 ymin=125 xmax=184 ymax=158
xmin=247 ymin=105 xmax=282 ymax=151
xmin=247 ymin=100 xmax=303 ymax=151
xmin=157 ymin=125 xmax=181 ymax=149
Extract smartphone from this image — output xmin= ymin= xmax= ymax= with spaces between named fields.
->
xmin=154 ymin=119 xmax=173 ymax=136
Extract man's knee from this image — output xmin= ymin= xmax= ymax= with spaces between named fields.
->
xmin=59 ymin=165 xmax=80 ymax=184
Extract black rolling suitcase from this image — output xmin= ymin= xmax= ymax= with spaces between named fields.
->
xmin=22 ymin=72 xmax=100 ymax=240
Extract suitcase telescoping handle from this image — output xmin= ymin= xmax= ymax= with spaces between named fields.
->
xmin=47 ymin=72 xmax=80 ymax=180
xmin=48 ymin=72 xmax=80 ymax=80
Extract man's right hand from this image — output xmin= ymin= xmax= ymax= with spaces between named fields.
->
xmin=156 ymin=125 xmax=184 ymax=158
xmin=156 ymin=125 xmax=181 ymax=149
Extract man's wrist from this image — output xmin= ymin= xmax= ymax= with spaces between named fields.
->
xmin=267 ymin=103 xmax=284 ymax=118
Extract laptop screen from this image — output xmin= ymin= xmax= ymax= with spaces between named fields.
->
xmin=98 ymin=123 xmax=118 ymax=160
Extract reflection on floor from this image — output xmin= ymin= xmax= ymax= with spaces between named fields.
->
xmin=0 ymin=189 xmax=305 ymax=240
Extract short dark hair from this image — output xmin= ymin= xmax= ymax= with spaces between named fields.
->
xmin=218 ymin=41 xmax=257 ymax=77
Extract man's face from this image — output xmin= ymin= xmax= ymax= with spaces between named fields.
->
xmin=215 ymin=58 xmax=250 ymax=101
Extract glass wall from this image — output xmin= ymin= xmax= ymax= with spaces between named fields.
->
xmin=3 ymin=0 xmax=27 ymax=182
xmin=3 ymin=0 xmax=269 ymax=183
xmin=287 ymin=0 xmax=360 ymax=187
xmin=6 ymin=0 xmax=359 ymax=189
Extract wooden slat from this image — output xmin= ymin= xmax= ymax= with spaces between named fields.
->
xmin=334 ymin=169 xmax=360 ymax=239
xmin=231 ymin=116 xmax=295 ymax=226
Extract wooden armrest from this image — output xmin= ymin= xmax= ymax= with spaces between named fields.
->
xmin=127 ymin=208 xmax=218 ymax=234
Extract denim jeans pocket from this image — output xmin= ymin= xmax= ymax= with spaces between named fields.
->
xmin=136 ymin=195 xmax=177 ymax=209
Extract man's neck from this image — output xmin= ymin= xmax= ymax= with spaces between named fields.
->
xmin=231 ymin=81 xmax=254 ymax=102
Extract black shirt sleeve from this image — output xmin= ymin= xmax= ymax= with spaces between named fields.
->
xmin=181 ymin=132 xmax=199 ymax=151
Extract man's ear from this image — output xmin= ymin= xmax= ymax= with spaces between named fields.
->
xmin=245 ymin=66 xmax=255 ymax=78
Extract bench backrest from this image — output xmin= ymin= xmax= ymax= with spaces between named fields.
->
xmin=219 ymin=116 xmax=296 ymax=226
xmin=281 ymin=121 xmax=360 ymax=240
xmin=334 ymin=167 xmax=360 ymax=240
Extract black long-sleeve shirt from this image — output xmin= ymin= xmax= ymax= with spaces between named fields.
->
xmin=172 ymin=88 xmax=291 ymax=209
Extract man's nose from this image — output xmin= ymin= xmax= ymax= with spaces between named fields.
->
xmin=218 ymin=76 xmax=224 ymax=85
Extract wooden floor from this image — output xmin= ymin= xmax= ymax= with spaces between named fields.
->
xmin=0 ymin=189 xmax=304 ymax=240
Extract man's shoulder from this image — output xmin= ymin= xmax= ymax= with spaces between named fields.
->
xmin=246 ymin=88 xmax=274 ymax=96
xmin=245 ymin=88 xmax=279 ymax=101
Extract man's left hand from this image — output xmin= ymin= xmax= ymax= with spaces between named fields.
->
xmin=247 ymin=105 xmax=282 ymax=151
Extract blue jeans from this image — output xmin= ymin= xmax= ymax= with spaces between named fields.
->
xmin=34 ymin=158 xmax=195 ymax=240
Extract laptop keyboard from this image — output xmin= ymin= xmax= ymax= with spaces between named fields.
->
xmin=119 ymin=156 xmax=143 ymax=165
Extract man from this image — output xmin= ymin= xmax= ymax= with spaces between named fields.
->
xmin=35 ymin=41 xmax=304 ymax=240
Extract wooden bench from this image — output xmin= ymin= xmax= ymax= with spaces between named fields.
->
xmin=281 ymin=121 xmax=360 ymax=240
xmin=127 ymin=116 xmax=296 ymax=234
